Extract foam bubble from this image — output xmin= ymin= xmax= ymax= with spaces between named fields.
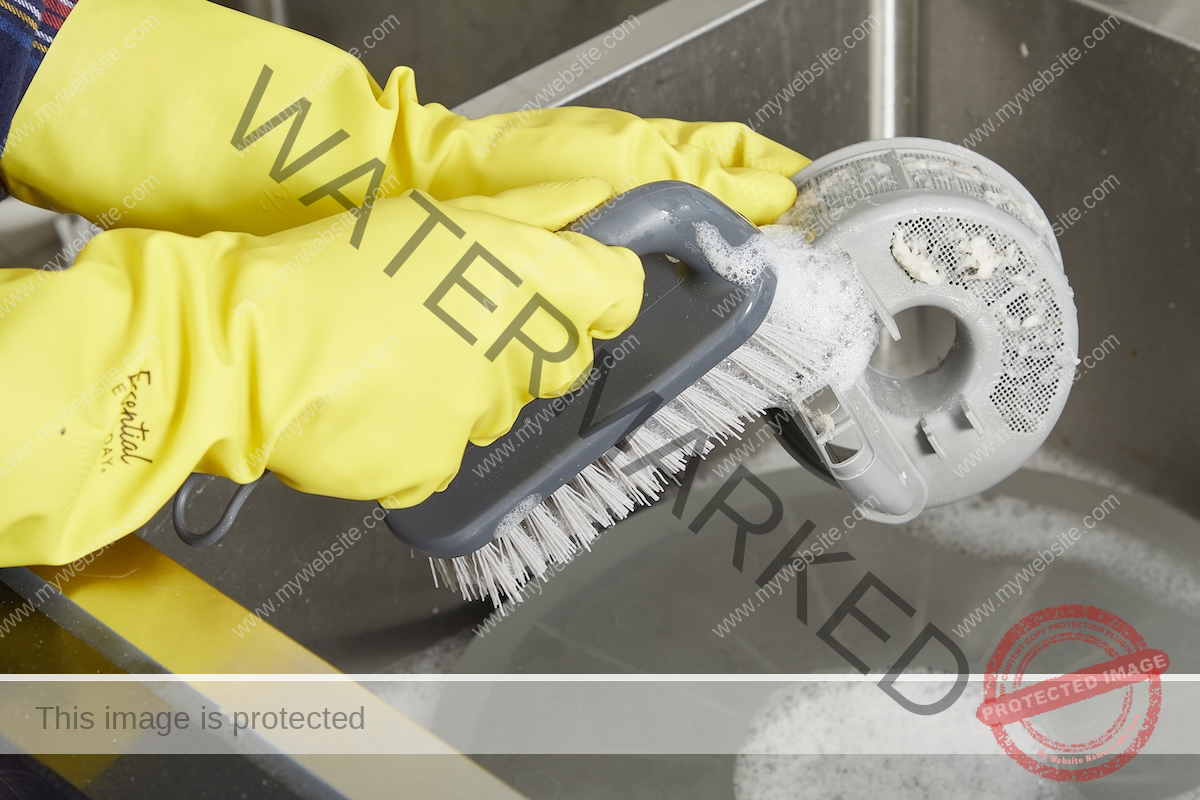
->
xmin=495 ymin=493 xmax=542 ymax=537
xmin=693 ymin=222 xmax=880 ymax=400
xmin=760 ymin=225 xmax=880 ymax=397
xmin=694 ymin=221 xmax=779 ymax=287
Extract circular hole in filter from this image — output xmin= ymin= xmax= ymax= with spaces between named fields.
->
xmin=870 ymin=306 xmax=959 ymax=379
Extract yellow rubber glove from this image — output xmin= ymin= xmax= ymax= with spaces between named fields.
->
xmin=0 ymin=0 xmax=809 ymax=244
xmin=0 ymin=180 xmax=643 ymax=567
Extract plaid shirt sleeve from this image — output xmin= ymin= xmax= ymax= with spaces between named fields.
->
xmin=1 ymin=0 xmax=76 ymax=198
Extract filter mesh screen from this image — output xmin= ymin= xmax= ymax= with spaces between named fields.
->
xmin=789 ymin=145 xmax=1073 ymax=437
xmin=892 ymin=217 xmax=1071 ymax=434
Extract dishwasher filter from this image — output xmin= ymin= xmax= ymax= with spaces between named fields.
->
xmin=774 ymin=137 xmax=1079 ymax=523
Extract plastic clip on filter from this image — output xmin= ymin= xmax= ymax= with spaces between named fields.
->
xmin=382 ymin=182 xmax=881 ymax=607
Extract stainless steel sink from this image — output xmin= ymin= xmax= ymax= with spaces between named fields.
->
xmin=5 ymin=0 xmax=1198 ymax=796
xmin=217 ymin=0 xmax=663 ymax=108
xmin=133 ymin=0 xmax=1200 ymax=674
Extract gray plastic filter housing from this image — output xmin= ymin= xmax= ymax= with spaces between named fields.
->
xmin=777 ymin=137 xmax=1080 ymax=523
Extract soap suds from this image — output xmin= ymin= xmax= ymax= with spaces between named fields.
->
xmin=693 ymin=222 xmax=780 ymax=287
xmin=760 ymin=225 xmax=880 ymax=398
xmin=1023 ymin=449 xmax=1135 ymax=494
xmin=494 ymin=493 xmax=542 ymax=537
xmin=693 ymin=222 xmax=880 ymax=401
xmin=734 ymin=674 xmax=1057 ymax=799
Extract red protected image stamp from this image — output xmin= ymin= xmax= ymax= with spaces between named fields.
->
xmin=976 ymin=604 xmax=1168 ymax=782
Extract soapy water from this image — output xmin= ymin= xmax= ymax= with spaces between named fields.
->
xmin=735 ymin=669 xmax=1199 ymax=800
xmin=1023 ymin=447 xmax=1135 ymax=495
xmin=693 ymin=221 xmax=880 ymax=401
xmin=733 ymin=674 xmax=1067 ymax=800
xmin=907 ymin=493 xmax=1200 ymax=616
xmin=728 ymin=469 xmax=1200 ymax=798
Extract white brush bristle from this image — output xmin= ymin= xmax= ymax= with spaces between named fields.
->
xmin=430 ymin=224 xmax=880 ymax=610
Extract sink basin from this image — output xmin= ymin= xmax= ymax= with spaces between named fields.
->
xmin=216 ymin=0 xmax=663 ymax=108
xmin=5 ymin=0 xmax=1198 ymax=796
xmin=138 ymin=0 xmax=1200 ymax=675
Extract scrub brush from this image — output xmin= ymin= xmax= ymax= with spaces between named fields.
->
xmin=172 ymin=139 xmax=1078 ymax=611
xmin=383 ymin=181 xmax=880 ymax=607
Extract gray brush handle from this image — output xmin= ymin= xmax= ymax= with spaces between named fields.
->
xmin=568 ymin=181 xmax=759 ymax=263
xmin=385 ymin=181 xmax=777 ymax=559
